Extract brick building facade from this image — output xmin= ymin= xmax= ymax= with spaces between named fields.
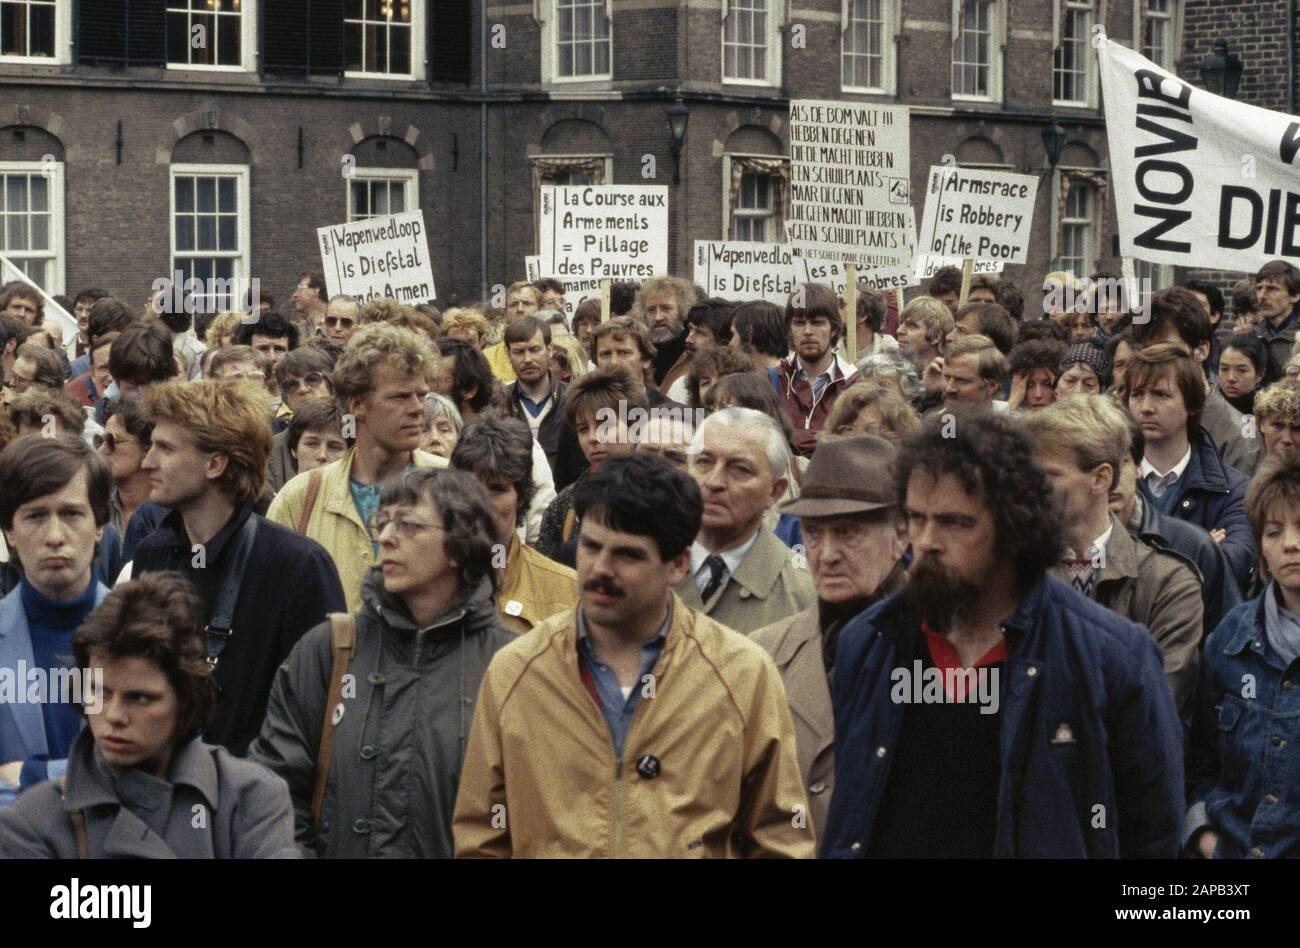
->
xmin=0 ymin=1 xmax=1288 ymax=314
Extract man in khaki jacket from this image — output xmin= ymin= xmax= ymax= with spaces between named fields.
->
xmin=268 ymin=323 xmax=446 ymax=610
xmin=675 ymin=406 xmax=816 ymax=634
xmin=751 ymin=434 xmax=908 ymax=849
xmin=453 ymin=453 xmax=813 ymax=858
xmin=1023 ymin=395 xmax=1203 ymax=718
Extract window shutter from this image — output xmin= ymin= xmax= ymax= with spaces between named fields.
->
xmin=429 ymin=0 xmax=474 ymax=83
xmin=127 ymin=0 xmax=167 ymax=66
xmin=77 ymin=0 xmax=129 ymax=65
xmin=263 ymin=0 xmax=344 ymax=76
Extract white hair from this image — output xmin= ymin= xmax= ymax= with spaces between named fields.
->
xmin=424 ymin=392 xmax=463 ymax=432
xmin=690 ymin=406 xmax=790 ymax=478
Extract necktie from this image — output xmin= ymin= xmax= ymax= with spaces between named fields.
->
xmin=700 ymin=555 xmax=727 ymax=604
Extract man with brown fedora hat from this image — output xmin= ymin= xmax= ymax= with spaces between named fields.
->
xmin=750 ymin=433 xmax=909 ymax=848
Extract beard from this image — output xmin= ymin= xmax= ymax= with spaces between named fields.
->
xmin=649 ymin=320 xmax=682 ymax=346
xmin=905 ymin=554 xmax=983 ymax=633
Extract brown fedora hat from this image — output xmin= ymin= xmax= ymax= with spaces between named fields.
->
xmin=780 ymin=434 xmax=899 ymax=518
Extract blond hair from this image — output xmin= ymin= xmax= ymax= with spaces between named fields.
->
xmin=900 ymin=295 xmax=954 ymax=346
xmin=634 ymin=276 xmax=697 ymax=322
xmin=441 ymin=308 xmax=492 ymax=347
xmin=142 ymin=380 xmax=273 ymax=504
xmin=333 ymin=322 xmax=437 ymax=405
xmin=823 ymin=379 xmax=921 ymax=444
xmin=550 ymin=333 xmax=590 ymax=381
xmin=946 ymin=333 xmax=1006 ymax=384
xmin=1021 ymin=393 xmax=1128 ymax=488
xmin=204 ymin=311 xmax=246 ymax=349
xmin=1254 ymin=380 xmax=1300 ymax=425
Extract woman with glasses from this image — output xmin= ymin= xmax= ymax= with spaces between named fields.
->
xmin=96 ymin=393 xmax=165 ymax=559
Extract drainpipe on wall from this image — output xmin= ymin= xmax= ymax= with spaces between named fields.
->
xmin=480 ymin=0 xmax=489 ymax=301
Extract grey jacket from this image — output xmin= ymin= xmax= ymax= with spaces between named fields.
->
xmin=0 ymin=729 xmax=298 ymax=858
xmin=249 ymin=567 xmax=516 ymax=858
xmin=1202 ymin=385 xmax=1260 ymax=477
xmin=675 ymin=528 xmax=817 ymax=635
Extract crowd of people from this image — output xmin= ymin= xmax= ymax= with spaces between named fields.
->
xmin=0 ymin=257 xmax=1298 ymax=859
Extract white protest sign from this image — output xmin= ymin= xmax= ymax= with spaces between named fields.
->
xmin=911 ymin=254 xmax=1003 ymax=283
xmin=538 ymin=185 xmax=668 ymax=281
xmin=785 ymin=100 xmax=915 ymax=275
xmin=317 ymin=210 xmax=436 ymax=304
xmin=916 ymin=165 xmax=1038 ymax=265
xmin=524 ymin=254 xmax=602 ymax=319
xmin=0 ymin=252 xmax=77 ymax=355
xmin=694 ymin=242 xmax=798 ymax=303
xmin=795 ymin=256 xmax=917 ymax=293
xmin=1098 ymin=36 xmax=1300 ymax=269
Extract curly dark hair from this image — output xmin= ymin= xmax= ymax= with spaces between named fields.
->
xmin=1007 ymin=338 xmax=1067 ymax=379
xmin=896 ymin=408 xmax=1065 ymax=589
xmin=74 ymin=572 xmax=215 ymax=745
xmin=378 ymin=468 xmax=499 ymax=593
xmin=451 ymin=414 xmax=539 ymax=528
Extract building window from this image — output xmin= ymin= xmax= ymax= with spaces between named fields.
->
xmin=952 ymin=0 xmax=999 ymax=100
xmin=723 ymin=154 xmax=788 ymax=242
xmin=347 ymin=168 xmax=418 ymax=222
xmin=532 ymin=154 xmax=611 ymax=246
xmin=723 ymin=0 xmax=781 ymax=85
xmin=0 ymin=161 xmax=63 ymax=294
xmin=1141 ymin=0 xmax=1177 ymax=70
xmin=171 ymin=164 xmax=248 ymax=313
xmin=166 ymin=0 xmax=255 ymax=70
xmin=0 ymin=0 xmax=70 ymax=63
xmin=552 ymin=0 xmax=611 ymax=80
xmin=346 ymin=0 xmax=425 ymax=78
xmin=1059 ymin=180 xmax=1093 ymax=279
xmin=842 ymin=0 xmax=895 ymax=93
xmin=1053 ymin=0 xmax=1093 ymax=105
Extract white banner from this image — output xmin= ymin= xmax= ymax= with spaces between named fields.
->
xmin=916 ymin=165 xmax=1039 ymax=266
xmin=785 ymin=100 xmax=916 ymax=274
xmin=538 ymin=185 xmax=668 ymax=281
xmin=911 ymin=254 xmax=1004 ymax=283
xmin=694 ymin=242 xmax=798 ymax=303
xmin=0 ymin=252 xmax=77 ymax=356
xmin=524 ymin=254 xmax=602 ymax=318
xmin=1099 ymin=36 xmax=1300 ymax=269
xmin=317 ymin=210 xmax=436 ymax=304
xmin=795 ymin=256 xmax=917 ymax=294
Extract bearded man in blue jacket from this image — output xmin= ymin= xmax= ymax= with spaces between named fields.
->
xmin=821 ymin=408 xmax=1184 ymax=858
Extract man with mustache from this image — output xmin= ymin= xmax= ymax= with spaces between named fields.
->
xmin=635 ymin=276 xmax=698 ymax=393
xmin=454 ymin=452 xmax=813 ymax=857
xmin=821 ymin=409 xmax=1184 ymax=858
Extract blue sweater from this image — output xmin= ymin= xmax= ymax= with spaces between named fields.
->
xmin=17 ymin=578 xmax=97 ymax=789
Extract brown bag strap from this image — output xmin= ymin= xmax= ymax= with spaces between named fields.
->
xmin=561 ymin=507 xmax=577 ymax=544
xmin=297 ymin=468 xmax=325 ymax=535
xmin=311 ymin=612 xmax=357 ymax=831
xmin=57 ymin=776 xmax=89 ymax=859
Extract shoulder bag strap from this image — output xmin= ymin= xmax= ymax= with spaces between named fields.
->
xmin=311 ymin=612 xmax=357 ymax=831
xmin=297 ymin=468 xmax=325 ymax=535
xmin=203 ymin=514 xmax=259 ymax=670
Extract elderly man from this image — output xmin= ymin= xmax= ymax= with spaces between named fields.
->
xmin=675 ymin=406 xmax=815 ymax=632
xmin=751 ymin=434 xmax=908 ymax=847
xmin=323 ymin=295 xmax=360 ymax=347
xmin=940 ymin=334 xmax=1007 ymax=412
xmin=635 ymin=411 xmax=696 ymax=473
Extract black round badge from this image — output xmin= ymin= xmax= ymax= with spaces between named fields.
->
xmin=635 ymin=755 xmax=661 ymax=779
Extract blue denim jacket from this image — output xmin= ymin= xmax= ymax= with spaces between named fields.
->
xmin=1186 ymin=591 xmax=1300 ymax=858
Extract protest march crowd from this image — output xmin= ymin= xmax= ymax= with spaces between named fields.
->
xmin=1 ymin=258 xmax=1300 ymax=860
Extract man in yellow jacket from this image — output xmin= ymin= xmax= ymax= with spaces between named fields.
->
xmin=268 ymin=323 xmax=446 ymax=610
xmin=453 ymin=452 xmax=813 ymax=858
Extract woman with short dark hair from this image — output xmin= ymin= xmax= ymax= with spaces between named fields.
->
xmin=0 ymin=572 xmax=299 ymax=858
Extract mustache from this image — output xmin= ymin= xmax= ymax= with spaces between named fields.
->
xmin=906 ymin=555 xmax=981 ymax=633
xmin=583 ymin=578 xmax=625 ymax=599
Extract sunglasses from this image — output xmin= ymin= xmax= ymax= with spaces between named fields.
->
xmin=280 ymin=371 xmax=328 ymax=395
xmin=93 ymin=431 xmax=140 ymax=453
xmin=324 ymin=316 xmax=355 ymax=329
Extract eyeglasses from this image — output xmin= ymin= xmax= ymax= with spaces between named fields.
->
xmin=324 ymin=316 xmax=355 ymax=329
xmin=1286 ymin=365 xmax=1300 ymax=378
xmin=93 ymin=431 xmax=140 ymax=453
xmin=372 ymin=511 xmax=445 ymax=539
xmin=280 ymin=371 xmax=328 ymax=395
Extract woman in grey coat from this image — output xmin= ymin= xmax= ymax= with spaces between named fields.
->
xmin=0 ymin=573 xmax=298 ymax=859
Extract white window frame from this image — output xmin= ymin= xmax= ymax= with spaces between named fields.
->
xmin=540 ymin=0 xmax=613 ymax=86
xmin=0 ymin=0 xmax=71 ymax=65
xmin=1058 ymin=177 xmax=1095 ymax=278
xmin=722 ymin=0 xmax=783 ymax=88
xmin=346 ymin=167 xmax=419 ymax=222
xmin=169 ymin=163 xmax=250 ymax=312
xmin=721 ymin=153 xmax=787 ymax=242
xmin=0 ymin=159 xmax=65 ymax=295
xmin=950 ymin=0 xmax=1004 ymax=104
xmin=344 ymin=0 xmax=426 ymax=81
xmin=1053 ymin=0 xmax=1096 ymax=107
xmin=164 ymin=0 xmax=257 ymax=73
xmin=1134 ymin=0 xmax=1182 ymax=71
xmin=841 ymin=0 xmax=898 ymax=95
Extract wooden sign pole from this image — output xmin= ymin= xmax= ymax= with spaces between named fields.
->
xmin=843 ymin=263 xmax=859 ymax=363
xmin=958 ymin=258 xmax=975 ymax=308
xmin=894 ymin=287 xmax=905 ymax=320
xmin=600 ymin=278 xmax=611 ymax=323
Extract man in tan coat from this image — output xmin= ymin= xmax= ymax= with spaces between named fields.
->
xmin=453 ymin=453 xmax=813 ymax=858
xmin=675 ymin=406 xmax=816 ymax=634
xmin=751 ymin=434 xmax=909 ymax=849
xmin=1023 ymin=395 xmax=1203 ymax=719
